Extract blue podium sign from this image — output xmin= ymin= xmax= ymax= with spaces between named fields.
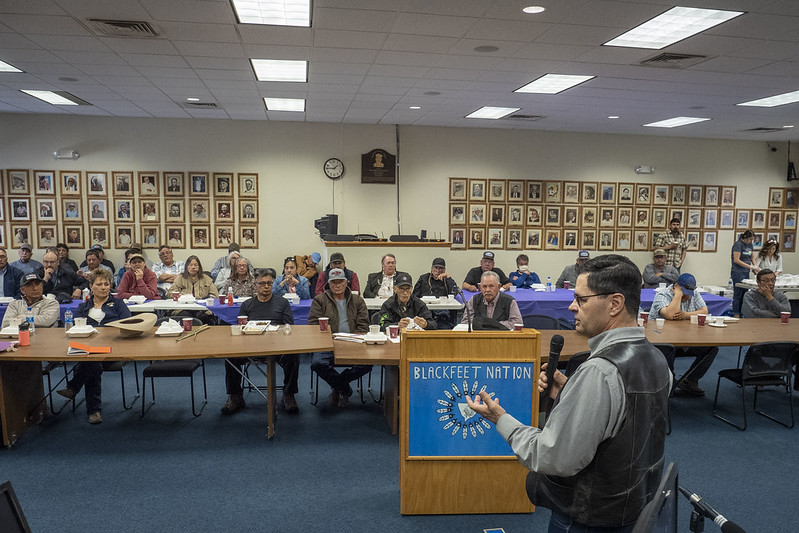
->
xmin=408 ymin=361 xmax=534 ymax=457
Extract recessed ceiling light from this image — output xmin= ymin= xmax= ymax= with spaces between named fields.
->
xmin=643 ymin=116 xmax=710 ymax=128
xmin=0 ymin=59 xmax=22 ymax=72
xmin=466 ymin=106 xmax=520 ymax=120
xmin=264 ymin=97 xmax=305 ymax=112
xmin=186 ymin=97 xmax=200 ymax=102
xmin=409 ymin=106 xmax=421 ymax=110
xmin=231 ymin=0 xmax=311 ymax=27
xmin=608 ymin=115 xmax=620 ymax=119
xmin=604 ymin=7 xmax=744 ymax=50
xmin=20 ymin=90 xmax=91 ymax=106
xmin=737 ymin=90 xmax=799 ymax=108
xmin=251 ymin=59 xmax=307 ymax=82
xmin=515 ymin=74 xmax=594 ymax=94
xmin=782 ymin=125 xmax=795 ymax=129
xmin=522 ymin=6 xmax=546 ymax=14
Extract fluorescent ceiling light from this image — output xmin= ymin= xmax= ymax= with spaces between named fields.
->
xmin=522 ymin=6 xmax=546 ymax=14
xmin=251 ymin=59 xmax=307 ymax=82
xmin=0 ymin=59 xmax=22 ymax=72
xmin=231 ymin=0 xmax=311 ymax=27
xmin=466 ymin=106 xmax=520 ymax=120
xmin=264 ymin=97 xmax=305 ymax=111
xmin=515 ymin=74 xmax=594 ymax=94
xmin=20 ymin=90 xmax=90 ymax=106
xmin=409 ymin=106 xmax=421 ymax=110
xmin=737 ymin=90 xmax=799 ymax=108
xmin=604 ymin=6 xmax=744 ymax=50
xmin=643 ymin=116 xmax=710 ymax=128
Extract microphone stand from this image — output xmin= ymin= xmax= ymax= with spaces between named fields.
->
xmin=455 ymin=286 xmax=473 ymax=332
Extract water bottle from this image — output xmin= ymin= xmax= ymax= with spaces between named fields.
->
xmin=227 ymin=286 xmax=234 ymax=306
xmin=727 ymin=277 xmax=733 ymax=296
xmin=64 ymin=310 xmax=74 ymax=332
xmin=546 ymin=276 xmax=552 ymax=292
xmin=26 ymin=307 xmax=35 ymax=334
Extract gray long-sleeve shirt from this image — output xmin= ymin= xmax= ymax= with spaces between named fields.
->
xmin=555 ymin=264 xmax=582 ymax=288
xmin=642 ymin=263 xmax=679 ymax=288
xmin=741 ymin=288 xmax=791 ymax=318
xmin=496 ymin=327 xmax=648 ymax=477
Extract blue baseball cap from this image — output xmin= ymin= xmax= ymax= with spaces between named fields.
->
xmin=311 ymin=252 xmax=321 ymax=263
xmin=676 ymin=273 xmax=696 ymax=297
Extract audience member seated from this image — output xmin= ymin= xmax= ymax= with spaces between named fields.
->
xmin=214 ymin=250 xmax=247 ymax=290
xmin=0 ymin=247 xmax=23 ymax=299
xmin=274 ymin=257 xmax=310 ymax=300
xmin=221 ymin=268 xmax=299 ymax=415
xmin=152 ymin=245 xmax=184 ymax=294
xmin=78 ymin=244 xmax=115 ymax=273
xmin=363 ymin=254 xmax=408 ymax=298
xmin=1 ymin=273 xmax=59 ymax=328
xmin=210 ymin=243 xmax=241 ymax=281
xmin=168 ymin=255 xmax=218 ymax=300
xmin=57 ymin=268 xmax=132 ymax=425
xmin=36 ymin=250 xmax=89 ymax=301
xmin=556 ymin=250 xmax=589 ymax=288
xmin=461 ymin=271 xmax=522 ymax=330
xmin=55 ymin=242 xmax=79 ymax=272
xmin=642 ymin=248 xmax=680 ymax=288
xmin=221 ymin=256 xmax=256 ymax=298
xmin=756 ymin=239 xmax=782 ymax=276
xmin=377 ymin=273 xmax=436 ymax=330
xmin=116 ymin=252 xmax=159 ymax=300
xmin=314 ymin=252 xmax=360 ymax=296
xmin=79 ymin=249 xmax=113 ymax=283
xmin=649 ymin=273 xmax=718 ymax=397
xmin=308 ymin=268 xmax=371 ymax=408
xmin=113 ymin=249 xmax=134 ymax=288
xmin=413 ymin=257 xmax=458 ymax=329
xmin=295 ymin=252 xmax=320 ymax=296
xmin=508 ymin=253 xmax=541 ymax=289
xmin=10 ymin=243 xmax=42 ymax=275
xmin=741 ymin=269 xmax=791 ymax=318
xmin=462 ymin=251 xmax=511 ymax=292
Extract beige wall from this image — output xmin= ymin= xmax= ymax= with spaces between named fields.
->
xmin=1 ymin=112 xmax=795 ymax=285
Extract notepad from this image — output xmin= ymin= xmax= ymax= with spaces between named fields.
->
xmin=67 ymin=342 xmax=111 ymax=356
xmin=0 ymin=341 xmax=18 ymax=353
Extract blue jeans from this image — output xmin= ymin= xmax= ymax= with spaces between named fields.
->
xmin=68 ymin=362 xmax=103 ymax=415
xmin=549 ymin=509 xmax=635 ymax=533
xmin=730 ymin=270 xmax=748 ymax=315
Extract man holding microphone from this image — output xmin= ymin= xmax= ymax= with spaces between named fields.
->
xmin=467 ymin=255 xmax=671 ymax=532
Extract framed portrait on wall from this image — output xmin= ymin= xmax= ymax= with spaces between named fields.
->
xmin=488 ymin=180 xmax=506 ymax=202
xmin=0 ymin=201 xmax=4 ymax=221
xmin=526 ymin=228 xmax=542 ymax=250
xmin=545 ymin=206 xmax=561 ymax=227
xmin=114 ymin=199 xmax=134 ymax=222
xmin=216 ymin=225 xmax=234 ymax=248
xmin=34 ymin=170 xmax=55 ymax=195
xmin=633 ymin=230 xmax=649 ymax=251
xmin=563 ymin=230 xmax=578 ymax=250
xmin=189 ymin=172 xmax=209 ymax=196
xmin=617 ymin=183 xmax=634 ymax=205
xmin=36 ymin=199 xmax=56 ymax=221
xmin=141 ymin=225 xmax=159 ymax=248
xmin=784 ymin=211 xmax=796 ymax=229
xmin=64 ymin=225 xmax=83 ymax=249
xmin=617 ymin=207 xmax=632 ymax=227
xmin=635 ymin=184 xmax=651 ymax=205
xmin=239 ymin=199 xmax=258 ymax=222
xmin=526 ymin=180 xmax=542 ymax=202
xmin=598 ymin=230 xmax=614 ymax=251
xmin=190 ymin=200 xmax=210 ymax=222
xmin=545 ymin=229 xmax=560 ymax=250
xmin=191 ymin=225 xmax=211 ymax=248
xmin=507 ymin=205 xmax=523 ymax=226
xmin=685 ymin=231 xmax=700 ymax=251
xmin=704 ymin=208 xmax=718 ymax=229
xmin=721 ymin=187 xmax=736 ymax=207
xmin=671 ymin=185 xmax=686 ymax=205
xmin=115 ymin=225 xmax=134 ymax=248
xmin=469 ymin=179 xmax=486 ymax=201
xmin=752 ymin=232 xmax=764 ymax=250
xmin=240 ymin=226 xmax=257 ymax=248
xmin=687 ymin=186 xmax=703 ymax=206
xmin=751 ymin=209 xmax=766 ymax=229
xmin=10 ymin=225 xmax=32 ymax=248
xmin=450 ymin=204 xmax=466 ymax=225
xmin=719 ymin=209 xmax=734 ymax=229
xmin=783 ymin=231 xmax=795 ymax=251
xmin=215 ymin=200 xmax=233 ymax=223
xmin=580 ymin=230 xmax=596 ymax=250
xmin=89 ymin=225 xmax=110 ymax=248
xmin=563 ymin=206 xmax=579 ymax=227
xmin=599 ymin=183 xmax=615 ymax=204
xmin=563 ymin=182 xmax=580 ymax=203
xmin=139 ymin=199 xmax=159 ymax=222
xmin=581 ymin=182 xmax=597 ymax=204
xmin=702 ymin=231 xmax=717 ymax=252
xmin=37 ymin=225 xmax=57 ymax=248
xmin=581 ymin=206 xmax=597 ymax=227
xmin=137 ymin=171 xmax=159 ymax=197
xmin=112 ymin=171 xmax=133 ymax=197
xmin=7 ymin=169 xmax=30 ymax=194
xmin=651 ymin=208 xmax=667 ymax=228
xmin=653 ymin=185 xmax=669 ymax=205
xmin=767 ymin=210 xmax=782 ymax=230
xmin=450 ymin=178 xmax=467 ymax=201
xmin=238 ymin=173 xmax=258 ymax=197
xmin=166 ymin=226 xmax=185 ymax=248
xmin=468 ymin=228 xmax=485 ymax=249
xmin=766 ymin=232 xmax=780 ymax=246
xmin=88 ymin=199 xmax=108 ymax=222
xmin=487 ymin=227 xmax=504 ymax=248
xmin=62 ymin=198 xmax=81 ymax=222
xmin=599 ymin=207 xmax=615 ymax=227
xmin=526 ymin=205 xmax=541 ymax=226
xmin=164 ymin=172 xmax=185 ymax=196
xmin=686 ymin=208 xmax=702 ymax=229
xmin=507 ymin=180 xmax=524 ymax=202
xmin=87 ymin=172 xmax=108 ymax=196
xmin=213 ymin=173 xmax=233 ymax=197
xmin=469 ymin=204 xmax=486 ymax=224
xmin=768 ymin=187 xmax=784 ymax=208
xmin=545 ymin=181 xmax=562 ymax=203
xmin=704 ymin=186 xmax=719 ymax=207
xmin=616 ymin=230 xmax=632 ymax=251
xmin=166 ymin=200 xmax=185 ymax=222
xmin=450 ymin=228 xmax=466 ymax=249
xmin=634 ymin=207 xmax=650 ymax=228
xmin=0 ymin=225 xmax=5 ymax=247
xmin=10 ymin=198 xmax=30 ymax=221
xmin=507 ymin=228 xmax=522 ymax=249
xmin=736 ymin=209 xmax=750 ymax=229
xmin=60 ymin=170 xmax=81 ymax=196
xmin=669 ymin=208 xmax=685 ymax=224
xmin=489 ymin=204 xmax=506 ymax=225
xmin=786 ymin=189 xmax=798 ymax=208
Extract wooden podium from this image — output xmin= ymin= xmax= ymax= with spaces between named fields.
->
xmin=399 ymin=329 xmax=541 ymax=515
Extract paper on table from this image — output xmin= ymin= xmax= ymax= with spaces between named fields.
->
xmin=67 ymin=342 xmax=111 ymax=356
xmin=0 ymin=341 xmax=18 ymax=353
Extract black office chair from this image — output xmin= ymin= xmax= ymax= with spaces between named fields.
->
xmin=41 ymin=361 xmax=82 ymax=414
xmin=102 ymin=360 xmax=139 ymax=410
xmin=522 ymin=314 xmax=560 ymax=330
xmin=140 ymin=317 xmax=207 ymax=417
xmin=310 ymin=368 xmax=368 ymax=406
xmin=712 ymin=341 xmax=797 ymax=430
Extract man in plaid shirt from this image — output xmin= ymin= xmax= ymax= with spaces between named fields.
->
xmin=654 ymin=218 xmax=688 ymax=272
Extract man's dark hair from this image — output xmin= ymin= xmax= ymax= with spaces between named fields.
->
xmin=256 ymin=268 xmax=276 ymax=280
xmin=582 ymin=254 xmax=642 ymax=318
xmin=85 ymin=249 xmax=100 ymax=259
xmin=516 ymin=253 xmax=529 ymax=264
xmin=669 ymin=217 xmax=680 ymax=225
xmin=56 ymin=242 xmax=69 ymax=251
xmin=756 ymin=268 xmax=774 ymax=283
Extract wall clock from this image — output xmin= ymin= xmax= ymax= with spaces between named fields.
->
xmin=324 ymin=158 xmax=344 ymax=180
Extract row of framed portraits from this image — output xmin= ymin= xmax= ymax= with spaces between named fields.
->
xmin=2 ymin=196 xmax=259 ymax=225
xmin=449 ymin=227 xmax=797 ymax=253
xmin=449 ymin=177 xmax=745 ymax=208
xmin=451 ymin=203 xmax=798 ymax=232
xmin=3 ymin=169 xmax=259 ymax=198
xmin=0 ymin=222 xmax=259 ymax=251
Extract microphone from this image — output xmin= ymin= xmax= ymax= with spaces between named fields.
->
xmin=541 ymin=334 xmax=564 ymax=415
xmin=455 ymin=285 xmax=472 ymax=332
xmin=679 ymin=487 xmax=746 ymax=533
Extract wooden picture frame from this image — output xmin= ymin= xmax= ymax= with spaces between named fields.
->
xmin=617 ymin=207 xmax=633 ymax=228
xmin=488 ymin=180 xmax=506 ymax=202
xmin=616 ymin=230 xmax=632 ymax=251
xmin=165 ymin=200 xmax=185 ymax=222
xmin=64 ymin=225 xmax=84 ymax=249
xmin=685 ymin=231 xmax=700 ymax=251
xmin=686 ymin=208 xmax=702 ymax=229
xmin=617 ymin=183 xmax=634 ymax=205
xmin=599 ymin=183 xmax=615 ymax=204
xmin=598 ymin=230 xmax=614 ymax=250
xmin=0 ymin=201 xmax=4 ymax=221
xmin=633 ymin=230 xmax=649 ymax=251
xmin=87 ymin=172 xmax=108 ymax=196
xmin=0 ymin=225 xmax=5 ymax=247
xmin=562 ymin=230 xmax=578 ymax=250
xmin=450 ymin=228 xmax=466 ymax=249
xmin=215 ymin=200 xmax=234 ymax=223
xmin=599 ymin=207 xmax=615 ymax=227
xmin=240 ymin=226 xmax=257 ymax=248
xmin=545 ymin=206 xmax=561 ymax=227
xmin=704 ymin=208 xmax=718 ymax=229
xmin=190 ymin=199 xmax=211 ymax=223
xmin=450 ymin=203 xmax=466 ymax=225
xmin=671 ymin=185 xmax=686 ymax=206
xmin=751 ymin=209 xmax=766 ymax=229
xmin=141 ymin=225 xmax=160 ymax=248
xmin=669 ymin=209 xmax=685 ymax=225
xmin=137 ymin=171 xmax=160 ymax=197
xmin=767 ymin=210 xmax=782 ymax=230
xmin=752 ymin=232 xmax=764 ymax=250
xmin=580 ymin=230 xmax=596 ymax=250
xmin=469 ymin=179 xmax=486 ymax=201
xmin=114 ymin=199 xmax=134 ymax=222
xmin=115 ymin=225 xmax=135 ymax=249
xmin=581 ymin=206 xmax=597 ymax=227
xmin=468 ymin=228 xmax=485 ymax=249
xmin=164 ymin=172 xmax=185 ymax=196
xmin=581 ymin=182 xmax=597 ymax=203
xmin=634 ymin=207 xmax=650 ymax=228
xmin=635 ymin=184 xmax=651 ymax=205
xmin=526 ymin=205 xmax=541 ymax=226
xmin=651 ymin=207 xmax=667 ymax=228
xmin=88 ymin=199 xmax=108 ymax=222
xmin=59 ymin=170 xmax=81 ymax=196
xmin=139 ymin=199 xmax=159 ymax=223
xmin=238 ymin=173 xmax=258 ymax=197
xmin=9 ymin=198 xmax=31 ymax=221
xmin=653 ymin=185 xmax=669 ymax=206
xmin=526 ymin=180 xmax=542 ymax=202
xmin=215 ymin=225 xmax=235 ymax=249
xmin=736 ymin=209 xmax=750 ymax=229
xmin=507 ymin=228 xmax=522 ymax=249
xmin=507 ymin=205 xmax=523 ymax=226
xmin=766 ymin=232 xmax=781 ymax=247
xmin=721 ymin=186 xmax=736 ymax=207
xmin=704 ymin=186 xmax=719 ymax=207
xmin=487 ymin=227 xmax=504 ymax=249
xmin=469 ymin=204 xmax=486 ymax=225
xmin=784 ymin=211 xmax=796 ymax=230
xmin=36 ymin=198 xmax=57 ymax=222
xmin=89 ymin=225 xmax=110 ymax=248
xmin=34 ymin=170 xmax=55 ymax=195
xmin=166 ymin=225 xmax=185 ymax=248
xmin=112 ymin=171 xmax=134 ymax=197
xmin=719 ymin=209 xmax=734 ymax=230
xmin=213 ymin=173 xmax=234 ymax=197
xmin=786 ymin=189 xmax=799 ymax=208
xmin=563 ymin=206 xmax=579 ymax=227
xmin=507 ymin=180 xmax=524 ymax=202
xmin=563 ymin=182 xmax=580 ymax=204
xmin=768 ymin=187 xmax=784 ymax=208
xmin=545 ymin=181 xmax=562 ymax=203
xmin=239 ymin=199 xmax=258 ymax=222
xmin=37 ymin=225 xmax=58 ymax=248
xmin=783 ymin=231 xmax=796 ymax=252
xmin=688 ymin=186 xmax=703 ymax=206
xmin=7 ymin=169 xmax=30 ymax=194
xmin=526 ymin=228 xmax=542 ymax=250
xmin=191 ymin=225 xmax=212 ymax=248
xmin=545 ymin=229 xmax=561 ymax=250
xmin=61 ymin=198 xmax=81 ymax=222
xmin=189 ymin=172 xmax=209 ymax=196
xmin=10 ymin=225 xmax=32 ymax=248
xmin=450 ymin=178 xmax=467 ymax=201
xmin=702 ymin=231 xmax=717 ymax=252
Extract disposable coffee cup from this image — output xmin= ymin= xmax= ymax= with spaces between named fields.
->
xmin=697 ymin=314 xmax=707 ymax=326
xmin=230 ymin=325 xmax=242 ymax=336
xmin=640 ymin=311 xmax=649 ymax=325
xmin=74 ymin=317 xmax=87 ymax=328
xmin=237 ymin=316 xmax=247 ymax=326
xmin=690 ymin=315 xmax=698 ymax=324
xmin=388 ymin=325 xmax=399 ymax=339
xmin=369 ymin=324 xmax=380 ymax=335
xmin=715 ymin=317 xmax=725 ymax=326
xmin=658 ymin=282 xmax=666 ymax=290
xmin=656 ymin=318 xmax=665 ymax=329
xmin=781 ymin=311 xmax=790 ymax=324
xmin=218 ymin=294 xmax=225 ymax=305
xmin=509 ymin=285 xmax=517 ymax=293
xmin=513 ymin=323 xmax=523 ymax=331
xmin=318 ymin=317 xmax=329 ymax=332
xmin=637 ymin=317 xmax=644 ymax=327
xmin=172 ymin=291 xmax=180 ymax=302
xmin=564 ymin=280 xmax=570 ymax=290
xmin=182 ymin=318 xmax=193 ymax=331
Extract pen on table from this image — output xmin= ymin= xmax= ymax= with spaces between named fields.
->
xmin=653 ymin=329 xmax=662 ymax=334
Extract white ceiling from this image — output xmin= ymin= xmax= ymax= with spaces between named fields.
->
xmin=1 ymin=0 xmax=799 ymax=140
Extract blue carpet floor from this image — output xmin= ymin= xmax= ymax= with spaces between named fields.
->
xmin=3 ymin=347 xmax=796 ymax=532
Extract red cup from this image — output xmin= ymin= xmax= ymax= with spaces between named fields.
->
xmin=237 ymin=315 xmax=247 ymax=326
xmin=697 ymin=314 xmax=707 ymax=326
xmin=318 ymin=317 xmax=329 ymax=332
xmin=181 ymin=318 xmax=193 ymax=331
xmin=781 ymin=311 xmax=790 ymax=324
xmin=171 ymin=291 xmax=180 ymax=302
xmin=388 ymin=325 xmax=399 ymax=339
xmin=513 ymin=323 xmax=523 ymax=331
xmin=218 ymin=294 xmax=225 ymax=305
xmin=640 ymin=311 xmax=649 ymax=326
xmin=564 ymin=280 xmax=570 ymax=290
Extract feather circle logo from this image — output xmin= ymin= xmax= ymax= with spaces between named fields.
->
xmin=436 ymin=379 xmax=494 ymax=440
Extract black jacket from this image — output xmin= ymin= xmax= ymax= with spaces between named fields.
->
xmin=377 ymin=294 xmax=436 ymax=330
xmin=363 ymin=271 xmax=409 ymax=298
xmin=37 ymin=264 xmax=89 ymax=301
xmin=412 ymin=272 xmax=457 ymax=298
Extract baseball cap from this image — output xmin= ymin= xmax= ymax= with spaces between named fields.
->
xmin=91 ymin=244 xmax=103 ymax=250
xmin=395 ymin=273 xmax=412 ymax=287
xmin=577 ymin=250 xmax=590 ymax=259
xmin=676 ymin=273 xmax=697 ymax=297
xmin=330 ymin=252 xmax=345 ymax=263
xmin=482 ymin=251 xmax=495 ymax=261
xmin=311 ymin=252 xmax=321 ymax=263
xmin=328 ymin=268 xmax=347 ymax=281
xmin=129 ymin=253 xmax=145 ymax=262
xmin=432 ymin=257 xmax=446 ymax=267
xmin=21 ymin=273 xmax=43 ymax=285
xmin=20 ymin=243 xmax=32 ymax=251
xmin=653 ymin=248 xmax=666 ymax=257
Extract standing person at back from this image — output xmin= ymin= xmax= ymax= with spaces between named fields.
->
xmin=730 ymin=230 xmax=758 ymax=317
xmin=653 ymin=218 xmax=688 ymax=272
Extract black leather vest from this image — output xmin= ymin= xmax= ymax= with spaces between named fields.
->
xmin=527 ymin=339 xmax=670 ymax=527
xmin=471 ymin=293 xmax=513 ymax=322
